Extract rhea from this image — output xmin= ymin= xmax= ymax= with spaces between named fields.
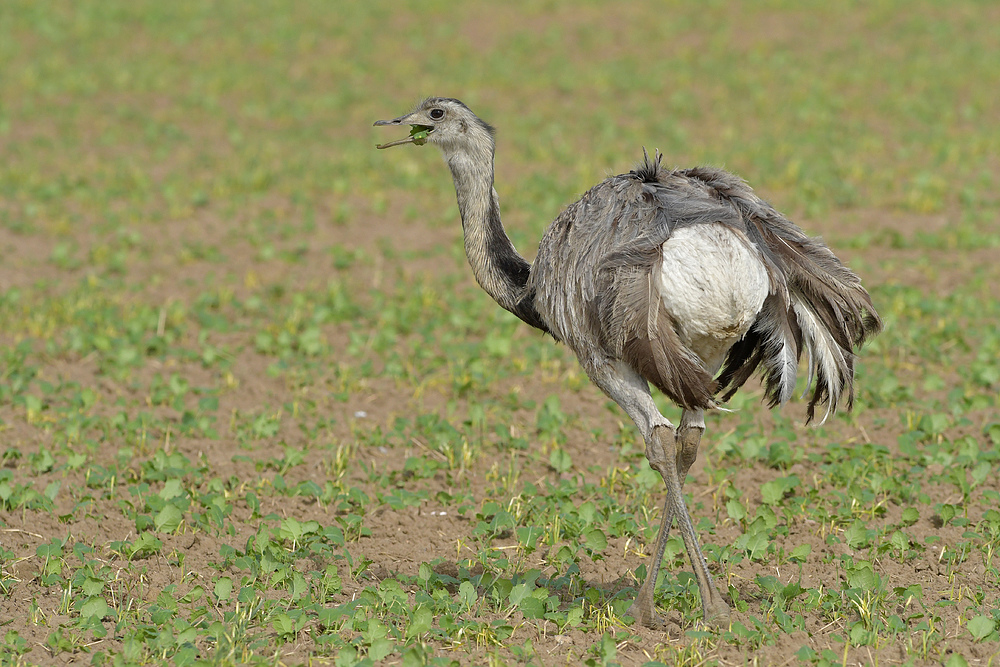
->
xmin=374 ymin=97 xmax=881 ymax=627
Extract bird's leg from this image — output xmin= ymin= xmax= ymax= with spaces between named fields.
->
xmin=628 ymin=484 xmax=673 ymax=628
xmin=631 ymin=409 xmax=707 ymax=625
xmin=629 ymin=411 xmax=729 ymax=628
xmin=636 ymin=422 xmax=729 ymax=627
xmin=674 ymin=410 xmax=729 ymax=624
xmin=578 ymin=361 xmax=728 ymax=626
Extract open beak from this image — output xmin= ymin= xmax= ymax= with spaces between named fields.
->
xmin=373 ymin=114 xmax=433 ymax=149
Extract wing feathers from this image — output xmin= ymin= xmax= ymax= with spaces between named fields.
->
xmin=706 ymin=165 xmax=882 ymax=421
xmin=603 ymin=262 xmax=718 ymax=411
xmin=535 ymin=159 xmax=880 ymax=420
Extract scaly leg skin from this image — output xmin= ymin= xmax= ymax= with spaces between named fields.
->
xmin=627 ymin=491 xmax=673 ymax=628
xmin=628 ymin=415 xmax=699 ymax=629
xmin=674 ymin=411 xmax=729 ymax=624
xmin=629 ymin=417 xmax=729 ymax=628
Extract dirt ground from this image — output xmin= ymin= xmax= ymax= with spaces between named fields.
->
xmin=327 ymin=204 xmax=999 ymax=666
xmin=1 ymin=173 xmax=998 ymax=667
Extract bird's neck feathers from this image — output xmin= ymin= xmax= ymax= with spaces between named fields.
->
xmin=441 ymin=134 xmax=546 ymax=332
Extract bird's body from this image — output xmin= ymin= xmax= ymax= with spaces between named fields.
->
xmin=375 ymin=98 xmax=881 ymax=627
xmin=530 ymin=168 xmax=773 ymax=386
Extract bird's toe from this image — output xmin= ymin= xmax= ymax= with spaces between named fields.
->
xmin=702 ymin=599 xmax=731 ymax=628
xmin=626 ymin=600 xmax=668 ymax=631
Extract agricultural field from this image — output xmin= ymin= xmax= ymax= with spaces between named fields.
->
xmin=2 ymin=1 xmax=1000 ymax=665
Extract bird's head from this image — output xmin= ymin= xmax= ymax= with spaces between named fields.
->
xmin=374 ymin=97 xmax=495 ymax=156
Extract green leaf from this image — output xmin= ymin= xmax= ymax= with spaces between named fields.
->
xmin=198 ymin=396 xmax=219 ymax=411
xmin=458 ymin=581 xmax=477 ymax=609
xmin=516 ymin=525 xmax=541 ymax=550
xmin=968 ymin=615 xmax=996 ymax=641
xmin=726 ymin=498 xmax=746 ymax=521
xmin=761 ymin=475 xmax=799 ymax=505
xmin=158 ymin=478 xmax=184 ymax=501
xmin=901 ymin=507 xmax=919 ymax=525
xmin=80 ymin=596 xmax=109 ymax=620
xmin=154 ymin=504 xmax=183 ymax=533
xmin=180 ymin=585 xmax=204 ymax=604
xmin=849 ymin=622 xmax=871 ymax=646
xmin=408 ymin=125 xmax=431 ymax=146
xmin=789 ymin=543 xmax=811 ymax=562
xmin=36 ymin=539 xmax=63 ymax=560
xmin=971 ymin=461 xmax=991 ymax=486
xmin=508 ymin=583 xmax=530 ymax=605
xmin=577 ymin=501 xmax=596 ymax=524
xmin=549 ymin=448 xmax=572 ymax=473
xmin=780 ymin=581 xmax=805 ymax=601
xmin=43 ymin=481 xmax=60 ymax=502
xmin=406 ymin=606 xmax=432 ymax=638
xmin=890 ymin=530 xmax=910 ymax=552
xmin=744 ymin=531 xmax=769 ymax=560
xmin=584 ymin=528 xmax=607 ymax=552
xmin=400 ymin=647 xmax=427 ymax=667
xmin=553 ymin=544 xmax=576 ymax=563
xmin=129 ymin=532 xmax=163 ymax=557
xmin=938 ymin=503 xmax=957 ymax=525
xmin=945 ymin=654 xmax=970 ymax=667
xmin=369 ymin=637 xmax=395 ymax=662
xmin=291 ymin=572 xmax=308 ymax=599
xmin=519 ymin=596 xmax=545 ymax=619
xmin=280 ymin=517 xmax=303 ymax=542
xmin=81 ymin=576 xmax=104 ymax=597
xmin=272 ymin=612 xmax=294 ymax=635
xmin=135 ymin=514 xmax=154 ymax=532
xmin=760 ymin=480 xmax=785 ymax=505
xmin=986 ymin=423 xmax=1000 ymax=447
xmin=363 ymin=618 xmax=388 ymax=643
xmin=32 ymin=448 xmax=54 ymax=473
xmin=844 ymin=520 xmax=871 ymax=548
xmin=598 ymin=631 xmax=617 ymax=662
xmin=214 ymin=577 xmax=233 ymax=601
xmin=796 ymin=646 xmax=816 ymax=661
xmin=846 ymin=562 xmax=878 ymax=589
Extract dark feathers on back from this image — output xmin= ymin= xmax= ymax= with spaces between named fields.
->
xmin=530 ymin=155 xmax=882 ymax=419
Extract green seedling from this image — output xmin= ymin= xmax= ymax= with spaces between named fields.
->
xmin=1 ymin=1 xmax=999 ymax=665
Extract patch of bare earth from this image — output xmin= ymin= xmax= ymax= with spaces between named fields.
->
xmin=313 ymin=201 xmax=999 ymax=664
xmin=3 ymin=153 xmax=999 ymax=667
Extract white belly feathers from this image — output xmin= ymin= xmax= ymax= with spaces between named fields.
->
xmin=658 ymin=223 xmax=770 ymax=372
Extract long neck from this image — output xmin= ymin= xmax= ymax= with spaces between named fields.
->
xmin=445 ymin=146 xmax=547 ymax=332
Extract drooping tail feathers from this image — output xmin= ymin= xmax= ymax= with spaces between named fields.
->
xmin=697 ymin=166 xmax=883 ymax=422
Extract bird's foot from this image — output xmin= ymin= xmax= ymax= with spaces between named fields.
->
xmin=627 ymin=585 xmax=671 ymax=630
xmin=701 ymin=597 xmax=731 ymax=629
xmin=626 ymin=600 xmax=669 ymax=630
xmin=630 ymin=582 xmax=730 ymax=630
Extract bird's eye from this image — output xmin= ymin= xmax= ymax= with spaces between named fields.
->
xmin=429 ymin=108 xmax=445 ymax=120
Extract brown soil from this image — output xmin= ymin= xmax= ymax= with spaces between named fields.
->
xmin=3 ymin=187 xmax=998 ymax=667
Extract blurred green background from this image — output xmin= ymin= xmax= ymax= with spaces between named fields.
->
xmin=3 ymin=0 xmax=997 ymax=238
xmin=2 ymin=1 xmax=1000 ymax=665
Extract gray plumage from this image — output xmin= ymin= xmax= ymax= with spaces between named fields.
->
xmin=375 ymin=98 xmax=882 ymax=627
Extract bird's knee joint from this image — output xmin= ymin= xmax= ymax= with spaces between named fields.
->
xmin=645 ymin=424 xmax=677 ymax=471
